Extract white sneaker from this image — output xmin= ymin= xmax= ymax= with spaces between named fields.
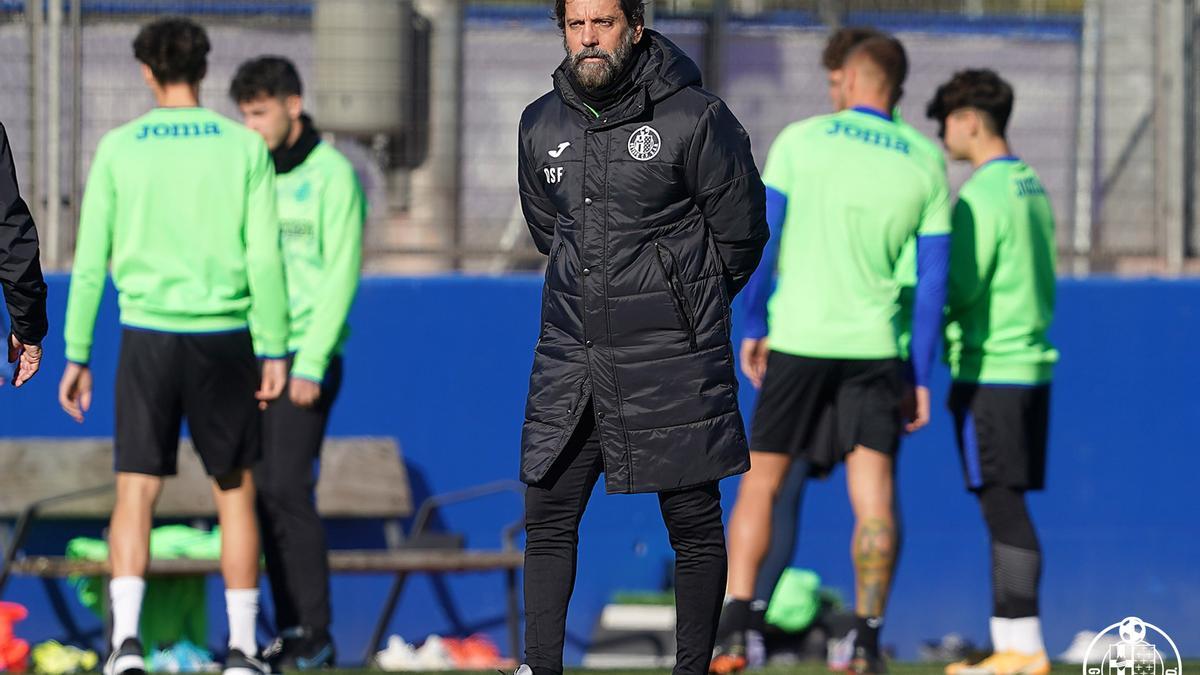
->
xmin=413 ymin=635 xmax=453 ymax=670
xmin=376 ymin=636 xmax=419 ymax=671
xmin=1059 ymin=631 xmax=1118 ymax=664
xmin=827 ymin=629 xmax=857 ymax=671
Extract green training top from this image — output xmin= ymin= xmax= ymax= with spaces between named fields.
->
xmin=945 ymin=157 xmax=1058 ymax=384
xmin=64 ymin=107 xmax=288 ymax=364
xmin=761 ymin=108 xmax=951 ymax=359
xmin=891 ymin=111 xmax=947 ymax=359
xmin=276 ymin=142 xmax=364 ymax=382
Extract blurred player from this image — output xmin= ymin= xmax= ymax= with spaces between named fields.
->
xmin=0 ymin=120 xmax=47 ymax=387
xmin=230 ymin=55 xmax=364 ymax=670
xmin=927 ymin=69 xmax=1056 ymax=675
xmin=722 ymin=26 xmax=950 ymax=671
xmin=59 ymin=18 xmax=288 ymax=675
xmin=716 ymin=36 xmax=950 ymax=675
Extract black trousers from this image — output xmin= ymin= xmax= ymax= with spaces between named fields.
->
xmin=523 ymin=402 xmax=728 ymax=675
xmin=255 ymin=356 xmax=344 ymax=635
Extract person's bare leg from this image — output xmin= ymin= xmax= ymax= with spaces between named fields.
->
xmin=108 ymin=473 xmax=163 ymax=654
xmin=845 ymin=445 xmax=896 ymax=664
xmin=711 ymin=452 xmax=792 ymax=672
xmin=213 ymin=469 xmax=261 ymax=659
xmin=212 ymin=469 xmax=260 ymax=588
xmin=109 ymin=473 xmax=163 ymax=577
xmin=846 ymin=446 xmax=895 ymax=615
xmin=725 ymin=452 xmax=792 ymax=599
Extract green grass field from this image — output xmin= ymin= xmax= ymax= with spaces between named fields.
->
xmin=326 ymin=666 xmax=1200 ymax=675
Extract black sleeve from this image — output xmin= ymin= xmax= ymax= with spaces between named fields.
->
xmin=0 ymin=121 xmax=48 ymax=345
xmin=517 ymin=115 xmax=558 ymax=256
xmin=685 ymin=100 xmax=769 ymax=298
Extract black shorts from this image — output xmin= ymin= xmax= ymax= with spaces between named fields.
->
xmin=948 ymin=382 xmax=1050 ymax=492
xmin=750 ymin=352 xmax=904 ymax=474
xmin=115 ymin=328 xmax=261 ymax=477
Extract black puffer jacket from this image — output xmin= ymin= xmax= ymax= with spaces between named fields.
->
xmin=0 ymin=122 xmax=47 ymax=346
xmin=517 ymin=30 xmax=769 ymax=494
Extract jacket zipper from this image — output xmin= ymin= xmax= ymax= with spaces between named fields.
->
xmin=653 ymin=242 xmax=698 ymax=351
xmin=661 ymin=243 xmax=699 ymax=335
xmin=568 ymin=379 xmax=587 ymax=416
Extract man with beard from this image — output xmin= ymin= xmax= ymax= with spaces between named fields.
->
xmin=515 ymin=1 xmax=769 ymax=674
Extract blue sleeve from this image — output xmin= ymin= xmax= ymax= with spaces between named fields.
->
xmin=740 ymin=186 xmax=786 ymax=340
xmin=911 ymin=233 xmax=950 ymax=387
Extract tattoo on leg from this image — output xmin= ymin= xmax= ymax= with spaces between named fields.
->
xmin=853 ymin=516 xmax=896 ymax=617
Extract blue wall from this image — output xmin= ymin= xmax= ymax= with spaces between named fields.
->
xmin=1 ymin=275 xmax=1197 ymax=662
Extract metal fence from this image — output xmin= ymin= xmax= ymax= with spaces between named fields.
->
xmin=3 ymin=0 xmax=1195 ymax=274
xmin=1073 ymin=0 xmax=1200 ymax=275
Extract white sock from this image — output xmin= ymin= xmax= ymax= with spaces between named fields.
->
xmin=990 ymin=616 xmax=1011 ymax=653
xmin=109 ymin=576 xmax=145 ymax=650
xmin=1008 ymin=616 xmax=1045 ymax=655
xmin=225 ymin=588 xmax=260 ymax=656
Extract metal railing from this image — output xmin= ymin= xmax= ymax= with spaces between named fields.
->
xmin=9 ymin=1 xmax=1200 ymax=275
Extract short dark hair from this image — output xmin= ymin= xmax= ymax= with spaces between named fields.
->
xmin=846 ymin=35 xmax=908 ymax=106
xmin=925 ymin=68 xmax=1015 ymax=137
xmin=554 ymin=0 xmax=646 ymax=31
xmin=132 ymin=17 xmax=210 ymax=86
xmin=821 ymin=26 xmax=883 ymax=71
xmin=229 ymin=56 xmax=303 ymax=104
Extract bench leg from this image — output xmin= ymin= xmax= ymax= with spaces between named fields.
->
xmin=41 ymin=577 xmax=102 ymax=651
xmin=506 ymin=568 xmax=521 ymax=663
xmin=362 ymin=572 xmax=409 ymax=666
xmin=102 ymin=574 xmax=112 ymax=654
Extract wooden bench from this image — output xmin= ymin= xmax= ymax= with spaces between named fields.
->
xmin=0 ymin=438 xmax=524 ymax=664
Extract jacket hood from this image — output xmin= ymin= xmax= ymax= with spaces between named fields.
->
xmin=636 ymin=29 xmax=703 ymax=102
xmin=553 ymin=29 xmax=702 ymax=113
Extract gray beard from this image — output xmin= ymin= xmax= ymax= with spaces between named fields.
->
xmin=565 ymin=28 xmax=635 ymax=90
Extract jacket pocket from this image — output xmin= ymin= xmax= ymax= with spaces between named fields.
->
xmin=653 ymin=241 xmax=698 ymax=351
xmin=546 ymin=237 xmax=567 ymax=290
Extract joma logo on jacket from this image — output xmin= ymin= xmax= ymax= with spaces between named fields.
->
xmin=135 ymin=122 xmax=222 ymax=140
